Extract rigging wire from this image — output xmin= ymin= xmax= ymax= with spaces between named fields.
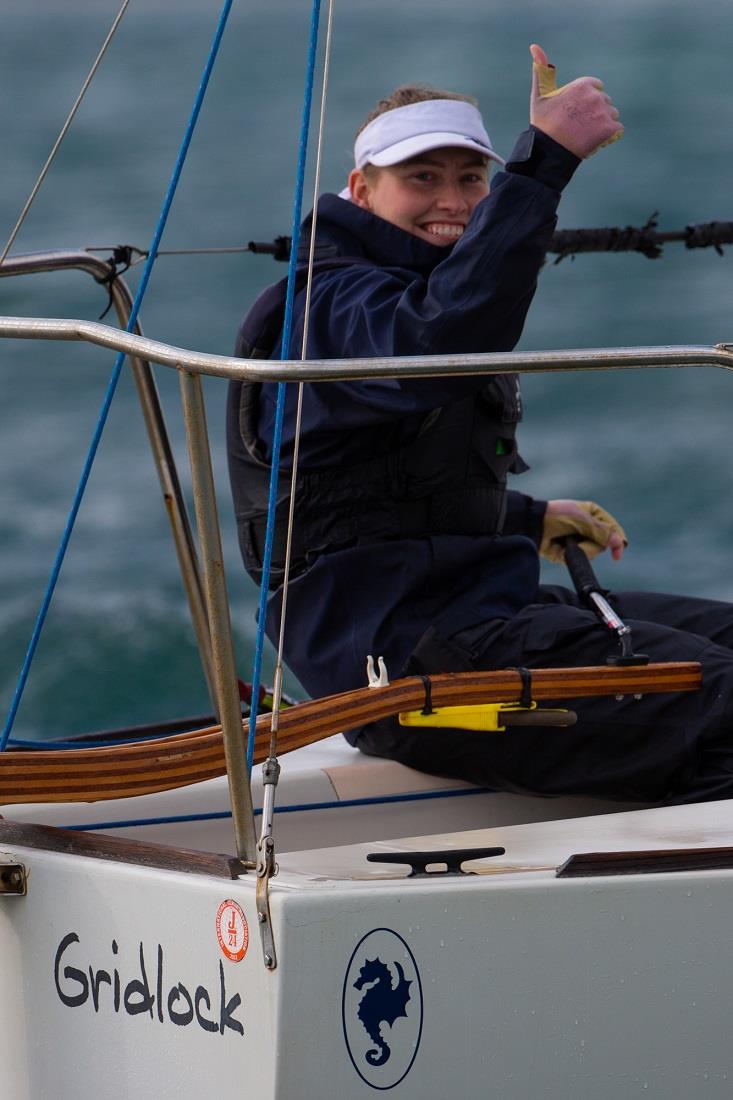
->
xmin=81 ymin=217 xmax=733 ymax=267
xmin=245 ymin=0 xmax=326 ymax=773
xmin=1 ymin=0 xmax=236 ymax=752
xmin=0 ymin=0 xmax=131 ymax=268
xmin=270 ymin=0 xmax=336 ymax=761
xmin=250 ymin=0 xmax=336 ymax=875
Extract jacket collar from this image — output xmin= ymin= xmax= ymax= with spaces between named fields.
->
xmin=298 ymin=192 xmax=452 ymax=276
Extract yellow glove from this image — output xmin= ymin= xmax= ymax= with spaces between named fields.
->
xmin=540 ymin=499 xmax=628 ymax=563
xmin=529 ymin=43 xmax=624 ymax=158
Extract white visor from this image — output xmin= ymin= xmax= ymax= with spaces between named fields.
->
xmin=354 ymin=99 xmax=505 ymax=170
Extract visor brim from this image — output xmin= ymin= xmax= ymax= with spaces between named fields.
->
xmin=364 ymin=132 xmax=505 ymax=168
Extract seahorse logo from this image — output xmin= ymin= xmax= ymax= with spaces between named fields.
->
xmin=342 ymin=929 xmax=423 ymax=1089
xmin=354 ymin=956 xmax=412 ymax=1066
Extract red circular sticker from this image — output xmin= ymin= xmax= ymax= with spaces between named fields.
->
xmin=216 ymin=899 xmax=249 ymax=962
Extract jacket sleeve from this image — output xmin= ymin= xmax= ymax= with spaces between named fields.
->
xmin=296 ymin=132 xmax=578 ymax=420
xmin=502 ymin=491 xmax=547 ymax=545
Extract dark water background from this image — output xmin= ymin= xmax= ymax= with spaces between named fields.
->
xmin=2 ymin=0 xmax=733 ymax=740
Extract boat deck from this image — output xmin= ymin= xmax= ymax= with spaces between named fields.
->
xmin=275 ymin=795 xmax=733 ymax=882
xmin=4 ymin=733 xmax=644 ymax=852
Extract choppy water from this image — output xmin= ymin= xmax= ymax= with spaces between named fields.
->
xmin=2 ymin=0 xmax=733 ymax=739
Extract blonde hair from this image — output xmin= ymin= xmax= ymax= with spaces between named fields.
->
xmin=356 ymin=84 xmax=479 ymax=137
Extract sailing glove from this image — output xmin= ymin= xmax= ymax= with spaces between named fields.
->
xmin=540 ymin=499 xmax=628 ymax=563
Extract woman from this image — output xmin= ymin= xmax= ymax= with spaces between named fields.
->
xmin=228 ymin=46 xmax=733 ymax=805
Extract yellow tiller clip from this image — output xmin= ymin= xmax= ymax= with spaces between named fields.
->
xmin=399 ymin=701 xmax=537 ymax=733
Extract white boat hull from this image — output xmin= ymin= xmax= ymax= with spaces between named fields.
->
xmin=3 ymin=799 xmax=733 ymax=1098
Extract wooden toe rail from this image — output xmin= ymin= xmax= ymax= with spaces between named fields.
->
xmin=0 ymin=662 xmax=701 ymax=805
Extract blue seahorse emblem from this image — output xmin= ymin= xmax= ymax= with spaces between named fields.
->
xmin=353 ymin=956 xmax=412 ymax=1067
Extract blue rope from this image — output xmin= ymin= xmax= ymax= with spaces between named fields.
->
xmin=1 ymin=0 xmax=234 ymax=752
xmin=246 ymin=0 xmax=323 ymax=773
xmin=64 ymin=787 xmax=493 ymax=831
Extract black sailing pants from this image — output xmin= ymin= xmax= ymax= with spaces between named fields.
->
xmin=355 ymin=588 xmax=733 ymax=805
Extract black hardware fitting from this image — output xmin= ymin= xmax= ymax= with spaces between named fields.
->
xmin=516 ymin=666 xmax=533 ymax=709
xmin=247 ymin=235 xmax=292 ymax=262
xmin=0 ymin=862 xmax=27 ymax=895
xmin=366 ymin=846 xmax=505 ymax=877
xmin=606 ymin=648 xmax=650 ymax=667
xmin=557 ymin=845 xmax=733 ymax=878
xmin=419 ymin=674 xmax=435 ymax=715
xmin=95 ymin=244 xmax=138 ymax=320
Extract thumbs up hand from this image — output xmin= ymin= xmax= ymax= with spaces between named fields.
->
xmin=529 ymin=43 xmax=623 ymax=159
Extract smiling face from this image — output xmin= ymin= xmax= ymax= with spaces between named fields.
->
xmin=348 ymin=147 xmax=490 ymax=246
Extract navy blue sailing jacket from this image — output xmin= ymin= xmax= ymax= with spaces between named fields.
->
xmin=227 ymin=128 xmax=579 ymax=713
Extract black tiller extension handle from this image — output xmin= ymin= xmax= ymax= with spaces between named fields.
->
xmin=562 ymin=536 xmax=607 ymax=600
xmin=560 ymin=536 xmax=649 ymax=666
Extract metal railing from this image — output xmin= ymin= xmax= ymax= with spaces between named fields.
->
xmin=3 ymin=301 xmax=733 ymax=866
xmin=1 ymin=313 xmax=732 ymax=380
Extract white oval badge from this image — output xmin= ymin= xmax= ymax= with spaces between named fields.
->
xmin=342 ymin=928 xmax=423 ymax=1090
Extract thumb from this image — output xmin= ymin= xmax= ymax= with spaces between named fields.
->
xmin=529 ymin=42 xmax=558 ymax=99
xmin=530 ymin=42 xmax=549 ymax=67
